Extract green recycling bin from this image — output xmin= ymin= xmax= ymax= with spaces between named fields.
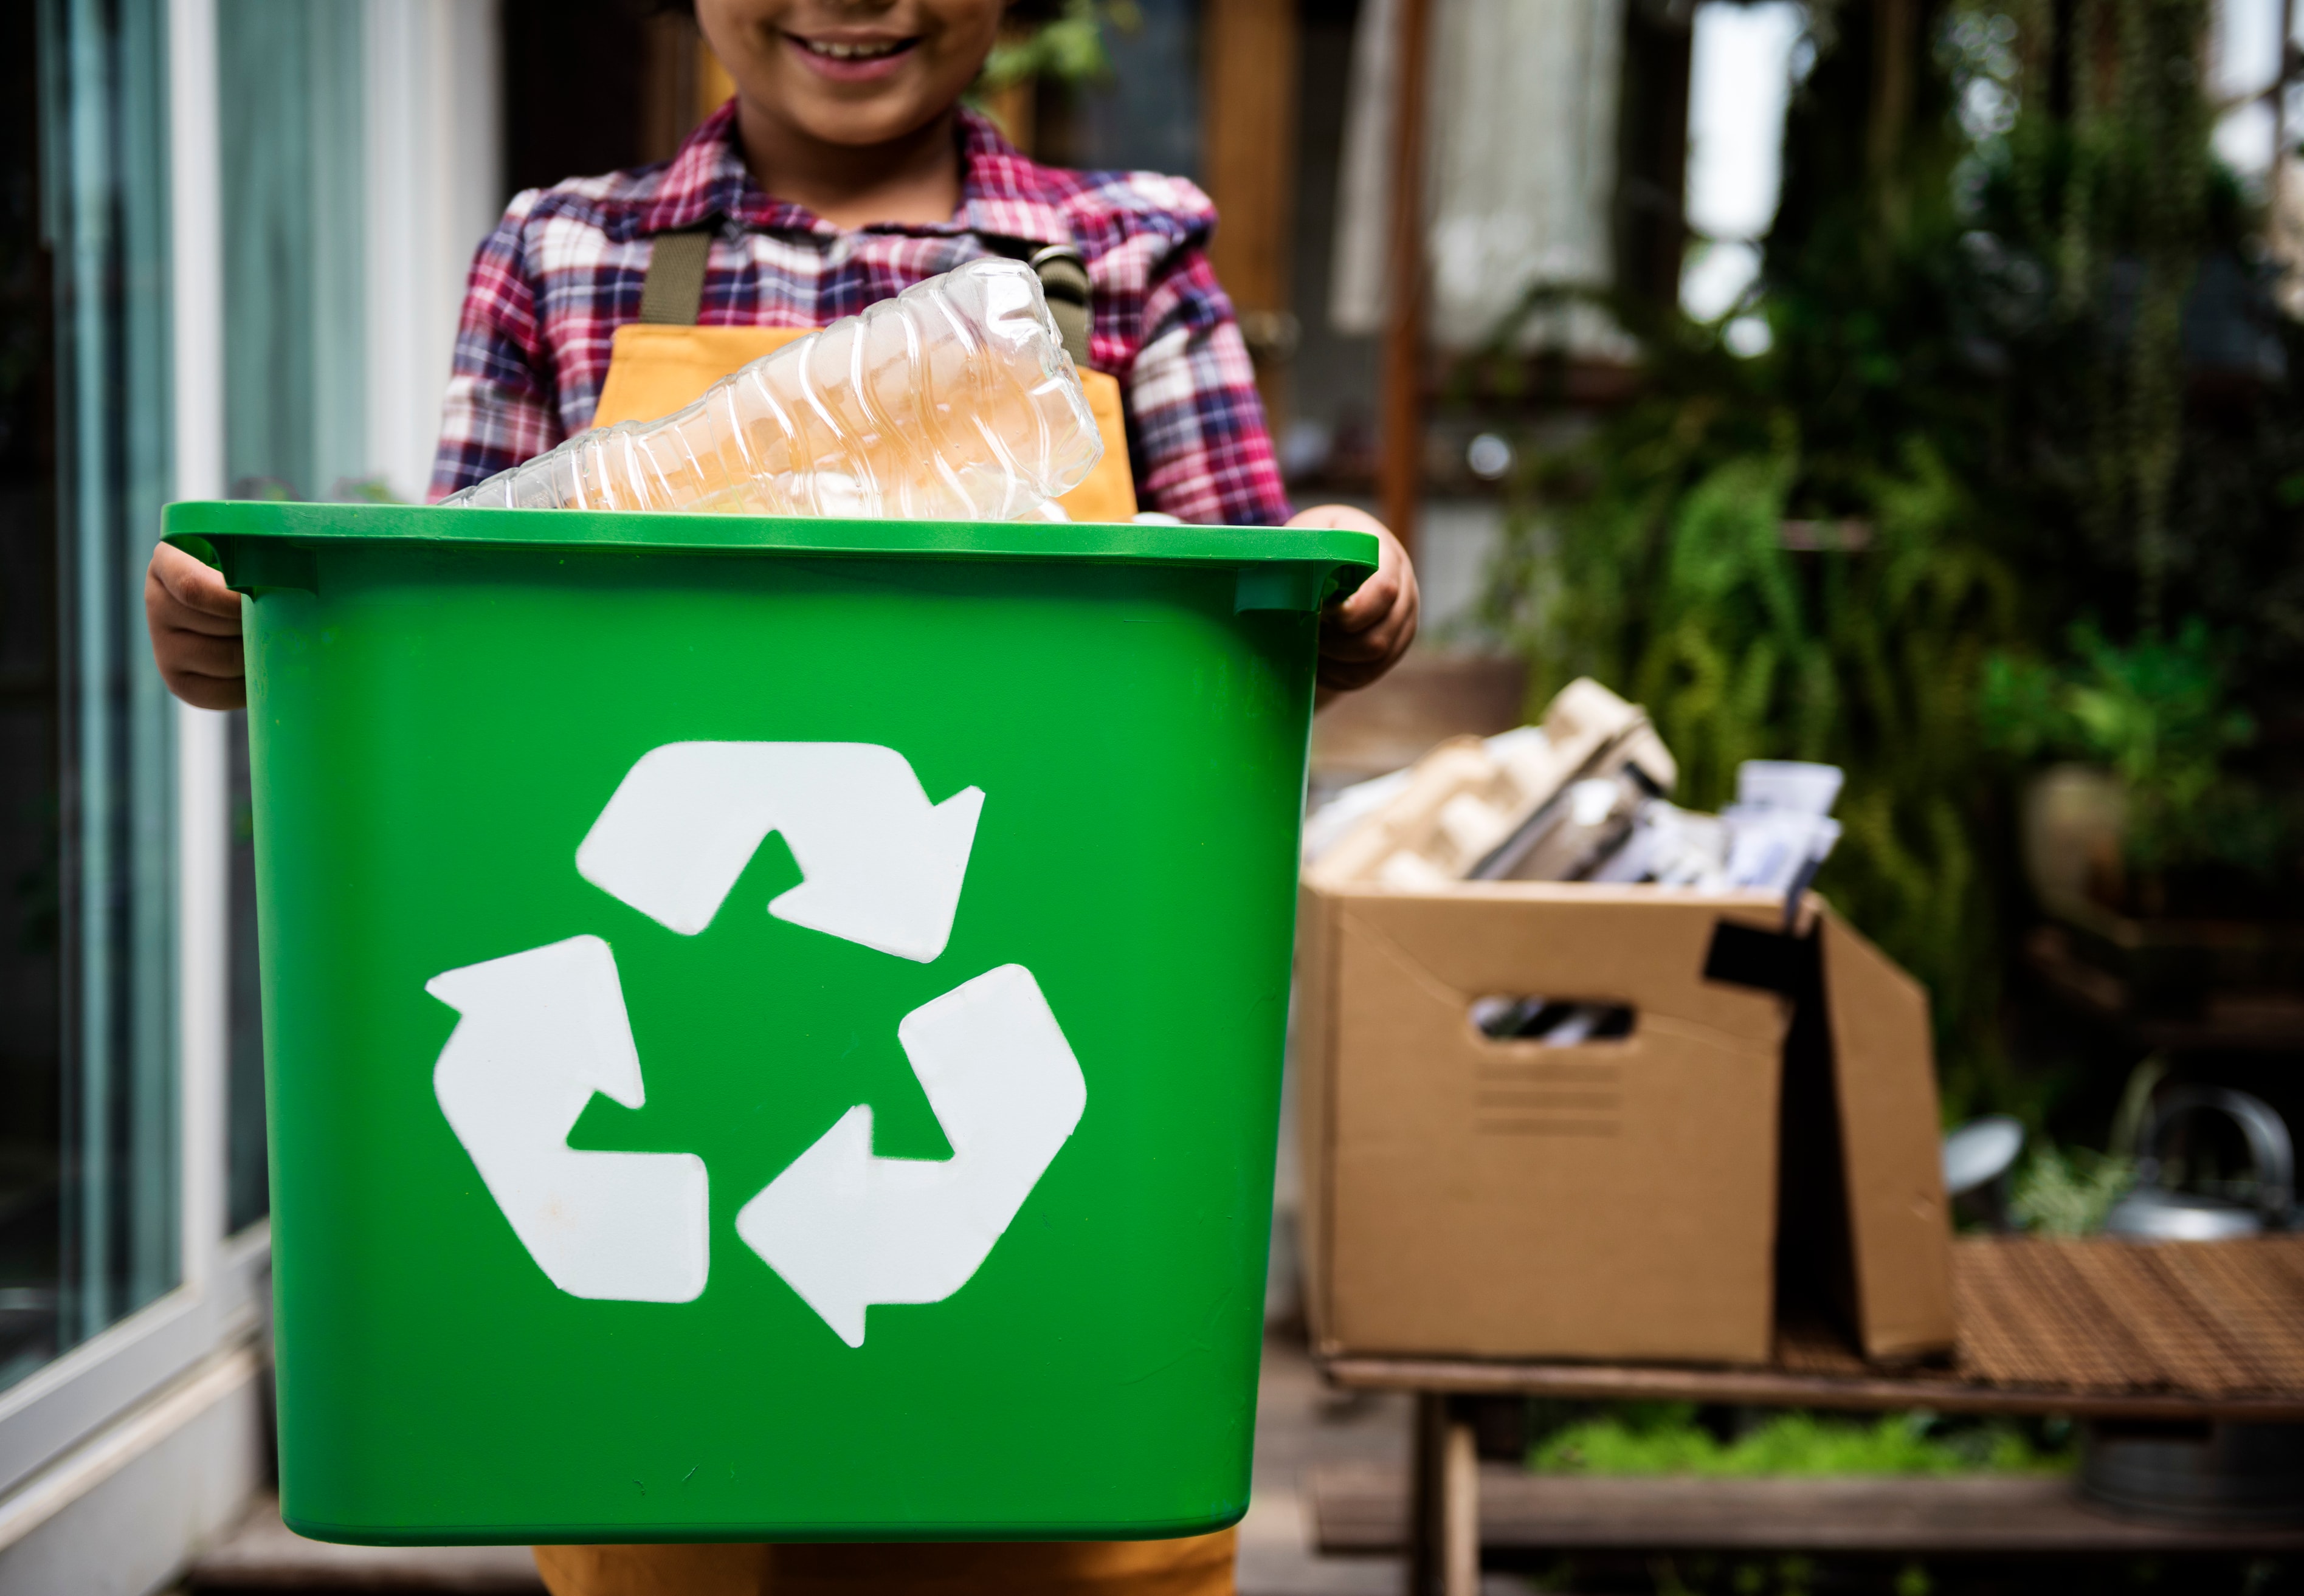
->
xmin=164 ymin=501 xmax=1376 ymax=1548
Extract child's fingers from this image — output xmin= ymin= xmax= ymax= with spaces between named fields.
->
xmin=1288 ymin=504 xmax=1418 ymax=695
xmin=1323 ymin=563 xmax=1417 ymax=652
xmin=1320 ymin=611 xmax=1414 ymax=685
xmin=1287 ymin=503 xmax=1418 ymax=639
xmin=1317 ymin=646 xmax=1407 ymax=692
xmin=149 ymin=541 xmax=244 ymax=624
xmin=164 ymin=629 xmax=247 ymax=681
xmin=151 ymin=621 xmax=247 ymax=710
xmin=164 ymin=670 xmax=249 ymax=713
xmin=1331 ymin=559 xmax=1401 ymax=635
xmin=147 ymin=574 xmax=245 ymax=639
xmin=1320 ymin=551 xmax=1418 ymax=661
xmin=146 ymin=541 xmax=249 ymax=709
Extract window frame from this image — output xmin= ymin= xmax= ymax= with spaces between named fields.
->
xmin=0 ymin=0 xmax=265 ymax=1510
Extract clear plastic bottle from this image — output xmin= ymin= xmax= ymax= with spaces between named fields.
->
xmin=441 ymin=258 xmax=1103 ymax=520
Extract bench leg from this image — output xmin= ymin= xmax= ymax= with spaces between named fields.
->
xmin=1407 ymin=1394 xmax=1480 ymax=1596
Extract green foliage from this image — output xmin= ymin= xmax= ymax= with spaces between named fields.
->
xmin=1946 ymin=0 xmax=2304 ymax=677
xmin=1982 ymin=620 xmax=2282 ymax=883
xmin=1477 ymin=334 xmax=2022 ymax=1067
xmin=1953 ymin=0 xmax=2221 ymax=638
xmin=976 ymin=0 xmax=1139 ymax=94
xmin=2010 ymin=1142 xmax=2137 ymax=1234
xmin=1474 ymin=0 xmax=2304 ymax=1080
xmin=1527 ymin=1402 xmax=2069 ymax=1478
xmin=228 ymin=474 xmax=403 ymax=504
xmin=336 ymin=475 xmax=404 ymax=504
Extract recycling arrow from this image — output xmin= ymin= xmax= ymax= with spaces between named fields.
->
xmin=734 ymin=963 xmax=1086 ymax=1347
xmin=428 ymin=935 xmax=709 ymax=1303
xmin=429 ymin=740 xmax=1085 ymax=1336
xmin=576 ymin=741 xmax=984 ymax=963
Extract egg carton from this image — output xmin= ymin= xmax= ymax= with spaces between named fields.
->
xmin=1308 ymin=678 xmax=1678 ymax=891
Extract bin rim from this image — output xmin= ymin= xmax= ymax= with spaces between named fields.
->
xmin=162 ymin=500 xmax=1379 ymax=590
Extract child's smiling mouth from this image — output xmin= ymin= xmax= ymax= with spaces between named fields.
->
xmin=785 ymin=30 xmax=922 ymax=81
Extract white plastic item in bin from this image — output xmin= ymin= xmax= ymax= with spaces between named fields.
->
xmin=441 ymin=259 xmax=1103 ymax=521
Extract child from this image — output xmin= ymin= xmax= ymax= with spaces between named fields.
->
xmin=148 ymin=0 xmax=1416 ymax=705
xmin=145 ymin=3 xmax=1416 ymax=1591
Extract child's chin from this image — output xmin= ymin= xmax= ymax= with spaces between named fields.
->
xmin=785 ymin=93 xmax=942 ymax=148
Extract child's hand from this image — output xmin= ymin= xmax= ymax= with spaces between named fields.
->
xmin=1290 ymin=504 xmax=1418 ymax=697
xmin=146 ymin=542 xmax=246 ymax=711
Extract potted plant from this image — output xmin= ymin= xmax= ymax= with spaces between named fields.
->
xmin=1984 ymin=621 xmax=2303 ymax=1027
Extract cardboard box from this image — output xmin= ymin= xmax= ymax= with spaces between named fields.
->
xmin=1295 ymin=881 xmax=1954 ymax=1366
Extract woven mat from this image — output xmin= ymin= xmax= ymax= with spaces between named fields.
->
xmin=1775 ymin=1236 xmax=2304 ymax=1400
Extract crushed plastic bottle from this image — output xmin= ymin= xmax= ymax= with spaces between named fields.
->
xmin=441 ymin=258 xmax=1103 ymax=520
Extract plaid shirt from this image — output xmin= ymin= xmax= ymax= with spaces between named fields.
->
xmin=431 ymin=104 xmax=1290 ymax=525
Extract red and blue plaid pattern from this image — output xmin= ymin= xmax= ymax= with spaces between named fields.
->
xmin=430 ymin=103 xmax=1291 ymax=525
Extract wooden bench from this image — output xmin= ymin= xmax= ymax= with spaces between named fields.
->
xmin=1316 ymin=1236 xmax=2304 ymax=1595
xmin=1311 ymin=1464 xmax=2304 ymax=1557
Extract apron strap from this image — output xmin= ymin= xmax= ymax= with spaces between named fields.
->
xmin=982 ymin=238 xmax=1094 ymax=370
xmin=638 ymin=225 xmax=1092 ymax=368
xmin=1025 ymin=244 xmax=1093 ymax=370
xmin=638 ymin=225 xmax=714 ymax=326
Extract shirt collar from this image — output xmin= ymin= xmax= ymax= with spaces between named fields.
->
xmin=951 ymin=109 xmax=1072 ymax=248
xmin=633 ymin=102 xmax=1072 ymax=247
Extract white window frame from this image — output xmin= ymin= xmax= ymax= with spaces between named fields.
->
xmin=0 ymin=0 xmax=267 ymax=1520
xmin=2 ymin=5 xmax=507 ymax=1575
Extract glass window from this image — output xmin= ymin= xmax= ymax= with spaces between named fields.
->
xmin=215 ymin=0 xmax=369 ymax=1234
xmin=219 ymin=0 xmax=368 ymax=504
xmin=0 ymin=0 xmax=62 ymax=1391
xmin=3 ymin=0 xmax=181 ymax=1394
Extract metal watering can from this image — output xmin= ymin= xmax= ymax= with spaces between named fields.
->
xmin=2085 ymin=1085 xmax=2302 ymax=1525
xmin=2103 ymin=1085 xmax=2295 ymax=1240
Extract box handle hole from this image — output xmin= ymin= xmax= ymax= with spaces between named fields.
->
xmin=1469 ymin=997 xmax=1636 ymax=1044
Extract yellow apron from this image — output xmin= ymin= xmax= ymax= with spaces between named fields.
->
xmin=532 ymin=1531 xmax=1239 ymax=1596
xmin=589 ymin=325 xmax=1139 ymax=525
xmin=533 ymin=252 xmax=1221 ymax=1596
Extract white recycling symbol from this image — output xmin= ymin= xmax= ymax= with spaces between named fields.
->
xmin=423 ymin=742 xmax=1087 ymax=1347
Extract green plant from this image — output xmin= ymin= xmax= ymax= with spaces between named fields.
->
xmin=1982 ymin=619 xmax=2282 ymax=897
xmin=976 ymin=0 xmax=1139 ymax=95
xmin=333 ymin=475 xmax=404 ymax=504
xmin=2010 ymin=1142 xmax=2137 ymax=1233
xmin=1476 ymin=317 xmax=2022 ymax=1071
xmin=1474 ymin=0 xmax=2304 ymax=1082
xmin=1526 ymin=1401 xmax=2069 ymax=1477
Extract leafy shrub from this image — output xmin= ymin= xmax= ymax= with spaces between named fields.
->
xmin=2009 ymin=1143 xmax=2137 ymax=1234
xmin=1982 ymin=620 xmax=2293 ymax=906
xmin=1473 ymin=0 xmax=2304 ymax=1089
xmin=1528 ymin=1402 xmax=2069 ymax=1477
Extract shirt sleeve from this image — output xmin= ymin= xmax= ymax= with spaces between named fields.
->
xmin=1125 ymin=247 xmax=1293 ymax=526
xmin=428 ymin=194 xmax=564 ymax=502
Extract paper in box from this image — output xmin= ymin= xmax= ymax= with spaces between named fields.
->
xmin=1295 ymin=878 xmax=1953 ymax=1366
